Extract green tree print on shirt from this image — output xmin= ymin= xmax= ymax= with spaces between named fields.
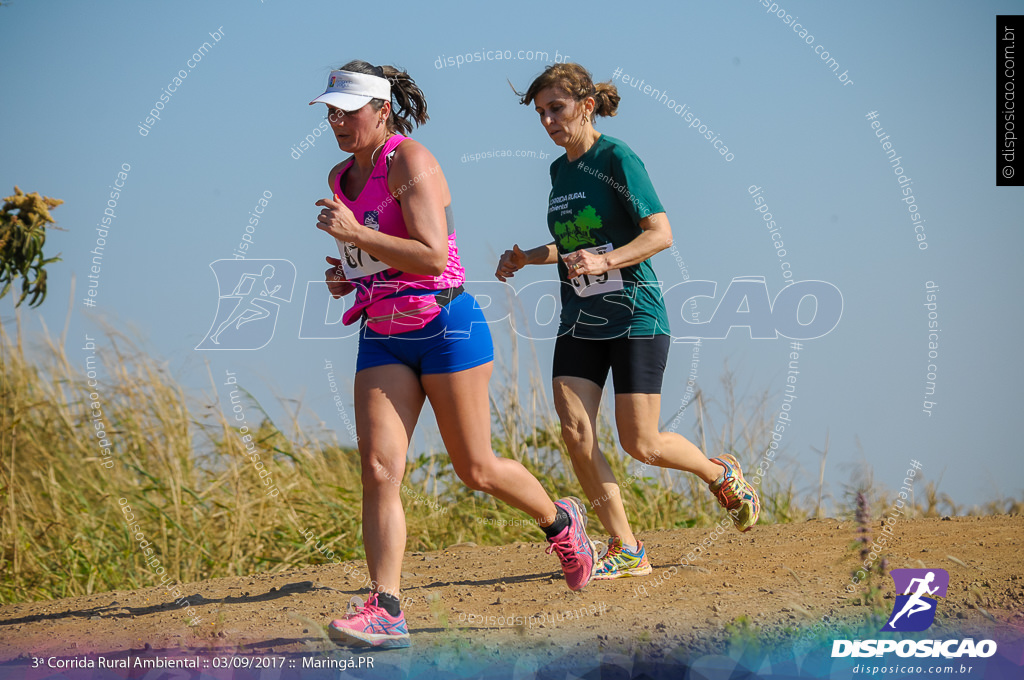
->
xmin=553 ymin=205 xmax=602 ymax=251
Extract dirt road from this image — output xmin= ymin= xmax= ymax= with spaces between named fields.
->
xmin=1 ymin=516 xmax=1021 ymax=678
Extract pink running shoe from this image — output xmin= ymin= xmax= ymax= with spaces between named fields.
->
xmin=545 ymin=497 xmax=597 ymax=591
xmin=327 ymin=593 xmax=410 ymax=649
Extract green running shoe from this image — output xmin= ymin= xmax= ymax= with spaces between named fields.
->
xmin=708 ymin=453 xmax=761 ymax=532
xmin=594 ymin=537 xmax=653 ymax=580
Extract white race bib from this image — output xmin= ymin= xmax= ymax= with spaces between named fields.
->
xmin=565 ymin=243 xmax=623 ymax=298
xmin=337 ymin=215 xmax=390 ymax=279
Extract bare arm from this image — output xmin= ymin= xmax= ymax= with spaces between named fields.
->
xmin=495 ymin=242 xmax=558 ymax=281
xmin=524 ymin=242 xmax=559 ymax=265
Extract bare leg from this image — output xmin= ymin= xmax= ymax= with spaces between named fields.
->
xmin=553 ymin=377 xmax=639 ymax=547
xmin=355 ymin=364 xmax=425 ymax=600
xmin=422 ymin=362 xmax=558 ymax=525
xmin=614 ymin=393 xmax=723 ymax=482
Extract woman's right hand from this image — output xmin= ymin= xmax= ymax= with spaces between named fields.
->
xmin=324 ymin=255 xmax=355 ymax=298
xmin=495 ymin=244 xmax=528 ymax=282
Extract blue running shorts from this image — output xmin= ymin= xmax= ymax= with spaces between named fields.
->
xmin=355 ymin=291 xmax=495 ymax=376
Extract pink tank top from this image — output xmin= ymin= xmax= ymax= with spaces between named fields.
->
xmin=333 ymin=134 xmax=465 ymax=333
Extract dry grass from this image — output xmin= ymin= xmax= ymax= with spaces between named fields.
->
xmin=1 ymin=319 xmax=1015 ymax=605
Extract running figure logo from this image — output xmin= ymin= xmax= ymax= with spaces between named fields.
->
xmin=882 ymin=568 xmax=949 ymax=632
xmin=196 ymin=259 xmax=296 ymax=350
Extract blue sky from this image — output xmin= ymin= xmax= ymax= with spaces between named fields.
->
xmin=2 ymin=0 xmax=1021 ymax=510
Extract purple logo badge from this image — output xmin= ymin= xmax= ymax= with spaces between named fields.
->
xmin=882 ymin=568 xmax=949 ymax=632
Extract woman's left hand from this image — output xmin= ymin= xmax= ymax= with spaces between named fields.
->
xmin=315 ymin=194 xmax=362 ymax=243
xmin=562 ymin=248 xmax=611 ymax=279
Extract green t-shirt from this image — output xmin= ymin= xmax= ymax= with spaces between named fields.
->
xmin=547 ymin=134 xmax=670 ymax=338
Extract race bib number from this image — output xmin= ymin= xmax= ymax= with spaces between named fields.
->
xmin=338 ymin=212 xmax=389 ymax=279
xmin=565 ymin=244 xmax=623 ymax=298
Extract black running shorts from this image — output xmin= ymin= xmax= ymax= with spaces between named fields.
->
xmin=551 ymin=334 xmax=671 ymax=394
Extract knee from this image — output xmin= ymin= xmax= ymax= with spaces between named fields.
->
xmin=621 ymin=436 xmax=662 ymax=466
xmin=454 ymin=461 xmax=498 ymax=494
xmin=559 ymin=420 xmax=592 ymax=454
xmin=362 ymin=456 xmax=403 ymax=489
xmin=552 ymin=384 xmax=595 ymax=455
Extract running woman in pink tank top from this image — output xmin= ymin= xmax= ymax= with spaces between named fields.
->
xmin=309 ymin=61 xmax=597 ymax=650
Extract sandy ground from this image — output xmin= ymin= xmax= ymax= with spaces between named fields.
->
xmin=1 ymin=516 xmax=1022 ymax=678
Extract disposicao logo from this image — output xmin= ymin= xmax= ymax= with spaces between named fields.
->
xmin=831 ymin=568 xmax=997 ymax=659
xmin=883 ymin=568 xmax=948 ymax=632
xmin=196 ymin=260 xmax=296 ymax=350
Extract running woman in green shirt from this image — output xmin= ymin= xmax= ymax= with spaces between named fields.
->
xmin=496 ymin=63 xmax=760 ymax=580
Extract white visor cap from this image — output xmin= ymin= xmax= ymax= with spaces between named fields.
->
xmin=309 ymin=70 xmax=391 ymax=111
